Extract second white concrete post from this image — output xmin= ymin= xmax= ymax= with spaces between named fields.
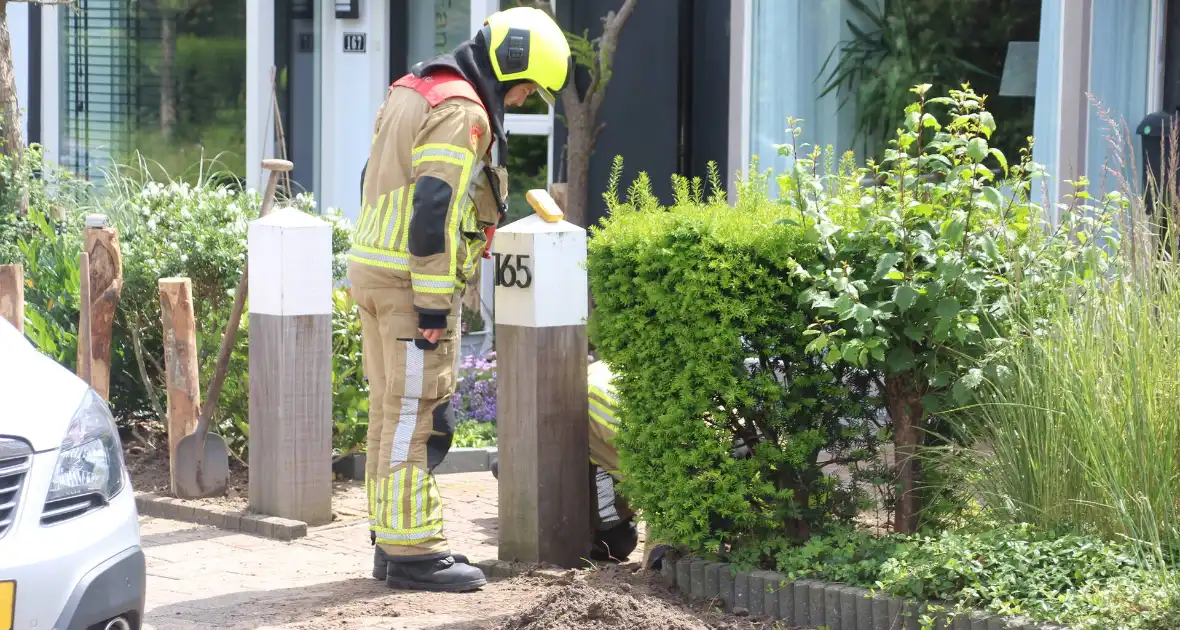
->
xmin=247 ymin=207 xmax=334 ymax=526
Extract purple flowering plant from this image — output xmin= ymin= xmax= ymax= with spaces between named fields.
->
xmin=453 ymin=350 xmax=497 ymax=423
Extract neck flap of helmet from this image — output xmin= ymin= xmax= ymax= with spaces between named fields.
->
xmin=411 ymin=33 xmax=521 ymax=166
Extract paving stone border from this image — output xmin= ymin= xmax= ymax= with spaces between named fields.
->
xmin=134 ymin=493 xmax=309 ymax=541
xmin=332 ymin=447 xmax=498 ymax=480
xmin=666 ymin=557 xmax=1071 ymax=630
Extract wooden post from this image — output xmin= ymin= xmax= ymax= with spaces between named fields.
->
xmin=78 ymin=253 xmax=93 ymax=387
xmin=0 ymin=264 xmax=23 ymax=332
xmin=494 ymin=210 xmax=591 ymax=568
xmin=77 ymin=215 xmax=123 ymax=399
xmin=247 ymin=207 xmax=333 ymax=526
xmin=159 ymin=278 xmax=201 ymax=493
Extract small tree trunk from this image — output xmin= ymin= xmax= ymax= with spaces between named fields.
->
xmin=77 ymin=216 xmax=124 ymax=400
xmin=0 ymin=263 xmax=22 ymax=332
xmin=780 ymin=468 xmax=812 ymax=543
xmin=884 ymin=372 xmax=924 ymax=534
xmin=0 ymin=0 xmax=27 ymax=216
xmin=0 ymin=0 xmax=22 ymax=155
xmin=562 ymin=112 xmax=592 ymax=228
xmin=160 ymin=12 xmax=178 ymax=139
xmin=159 ymin=277 xmax=201 ymax=493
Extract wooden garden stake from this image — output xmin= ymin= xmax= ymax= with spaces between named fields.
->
xmin=77 ymin=215 xmax=123 ymax=400
xmin=159 ymin=277 xmax=201 ymax=493
xmin=77 ymin=253 xmax=93 ymax=387
xmin=0 ymin=264 xmax=23 ymax=332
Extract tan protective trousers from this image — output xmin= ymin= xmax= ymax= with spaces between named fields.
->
xmin=348 ymin=263 xmax=462 ymax=562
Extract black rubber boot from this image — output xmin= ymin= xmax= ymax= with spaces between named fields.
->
xmin=385 ymin=556 xmax=487 ymax=592
xmin=590 ymin=519 xmax=639 ymax=563
xmin=373 ymin=545 xmax=468 ymax=580
xmin=645 ymin=544 xmax=675 ymax=571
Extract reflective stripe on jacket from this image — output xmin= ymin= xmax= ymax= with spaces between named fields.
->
xmin=348 ymin=70 xmax=495 ymax=317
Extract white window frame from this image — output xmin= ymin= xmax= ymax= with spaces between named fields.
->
xmin=726 ymin=0 xmax=752 ymax=205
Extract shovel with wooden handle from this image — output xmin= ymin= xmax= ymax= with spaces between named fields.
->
xmin=172 ymin=159 xmax=293 ymax=498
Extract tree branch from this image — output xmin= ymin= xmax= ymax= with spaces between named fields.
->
xmin=588 ymin=0 xmax=637 ymax=115
xmin=593 ymin=122 xmax=607 ymax=145
xmin=128 ymin=313 xmax=166 ymax=430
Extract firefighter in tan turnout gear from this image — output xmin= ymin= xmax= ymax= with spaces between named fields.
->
xmin=347 ymin=6 xmax=571 ymax=593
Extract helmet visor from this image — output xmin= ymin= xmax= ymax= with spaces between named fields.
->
xmin=535 ymin=85 xmax=556 ymax=107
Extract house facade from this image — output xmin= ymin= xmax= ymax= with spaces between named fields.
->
xmin=8 ymin=0 xmax=1179 ymax=227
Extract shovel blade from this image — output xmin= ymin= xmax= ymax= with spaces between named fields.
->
xmin=172 ymin=433 xmax=231 ymax=499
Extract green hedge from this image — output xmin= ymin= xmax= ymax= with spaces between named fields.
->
xmin=587 ymin=163 xmax=885 ymax=559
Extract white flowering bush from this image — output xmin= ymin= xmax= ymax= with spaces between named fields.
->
xmin=93 ymin=176 xmax=352 ymax=457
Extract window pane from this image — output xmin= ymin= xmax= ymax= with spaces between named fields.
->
xmin=1086 ymin=0 xmax=1152 ymax=198
xmin=409 ymin=0 xmax=471 ymax=64
xmin=61 ymin=0 xmax=248 ymax=184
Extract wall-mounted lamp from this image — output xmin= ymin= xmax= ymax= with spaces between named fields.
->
xmin=335 ymin=0 xmax=359 ymax=19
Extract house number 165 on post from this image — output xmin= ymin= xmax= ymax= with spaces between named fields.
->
xmin=493 ymin=253 xmax=532 ymax=289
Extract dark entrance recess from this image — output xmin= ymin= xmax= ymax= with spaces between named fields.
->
xmin=1137 ymin=0 xmax=1180 ymax=253
xmin=274 ymin=0 xmax=317 ymax=195
xmin=28 ymin=3 xmax=41 ymax=147
xmin=551 ymin=0 xmax=731 ymax=227
xmin=1164 ymin=0 xmax=1180 ymax=114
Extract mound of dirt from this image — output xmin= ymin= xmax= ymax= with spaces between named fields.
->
xmin=492 ymin=566 xmax=765 ymax=630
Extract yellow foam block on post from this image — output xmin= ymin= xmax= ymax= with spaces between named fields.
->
xmin=526 ymin=189 xmax=564 ymax=223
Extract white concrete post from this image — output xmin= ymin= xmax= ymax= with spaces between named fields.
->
xmin=494 ymin=208 xmax=591 ymax=568
xmin=247 ymin=207 xmax=334 ymax=526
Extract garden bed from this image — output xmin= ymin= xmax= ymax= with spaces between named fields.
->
xmin=125 ymin=443 xmax=369 ymax=539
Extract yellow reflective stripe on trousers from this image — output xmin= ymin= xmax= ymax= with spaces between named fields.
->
xmin=409 ymin=142 xmax=473 ymax=297
xmin=368 ymin=466 xmax=445 ymax=545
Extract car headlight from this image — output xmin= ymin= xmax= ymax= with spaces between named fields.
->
xmin=45 ymin=389 xmax=126 ymax=505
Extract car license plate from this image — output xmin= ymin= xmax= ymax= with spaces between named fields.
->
xmin=0 ymin=580 xmax=13 ymax=630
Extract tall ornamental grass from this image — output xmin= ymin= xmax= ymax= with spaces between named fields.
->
xmin=967 ymin=269 xmax=1180 ymax=558
xmin=963 ymin=103 xmax=1180 ymax=564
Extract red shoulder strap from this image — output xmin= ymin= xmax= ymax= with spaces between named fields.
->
xmin=392 ymin=71 xmax=488 ymax=119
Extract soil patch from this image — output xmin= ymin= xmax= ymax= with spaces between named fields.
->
xmin=491 ymin=564 xmax=786 ymax=630
xmin=275 ymin=564 xmax=783 ymax=630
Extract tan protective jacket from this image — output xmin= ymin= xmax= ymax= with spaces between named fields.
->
xmin=347 ymin=71 xmax=507 ymax=324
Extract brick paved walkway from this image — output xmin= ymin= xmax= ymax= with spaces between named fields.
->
xmin=141 ymin=472 xmax=509 ymax=629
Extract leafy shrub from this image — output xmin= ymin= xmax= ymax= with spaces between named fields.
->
xmin=767 ymin=521 xmax=1180 ymax=629
xmin=452 ymin=420 xmax=497 ymax=448
xmin=332 ymin=288 xmax=368 ymax=459
xmin=0 ymin=145 xmax=92 ymax=361
xmin=587 ymin=159 xmax=884 ymax=563
xmin=453 ymin=351 xmax=496 ymax=424
xmin=776 ymin=85 xmax=1114 ymax=532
